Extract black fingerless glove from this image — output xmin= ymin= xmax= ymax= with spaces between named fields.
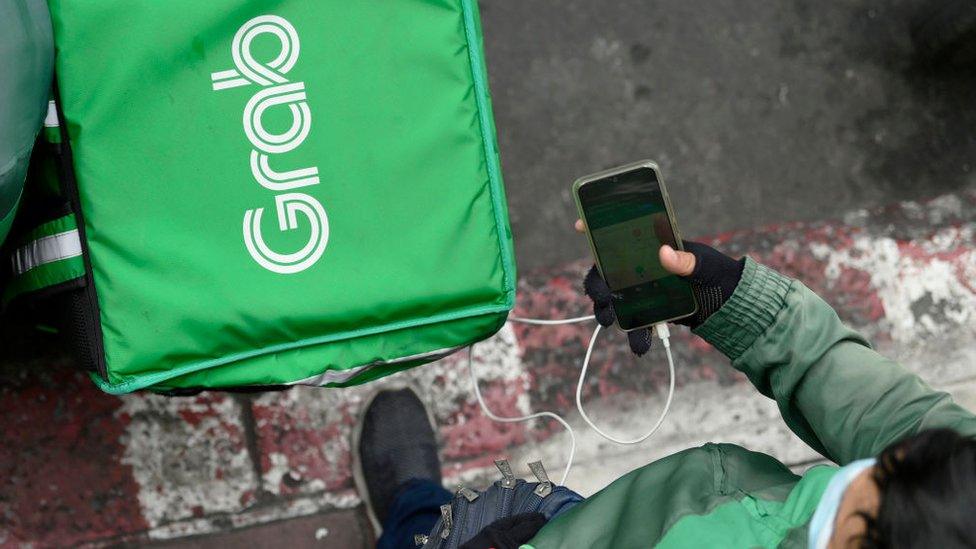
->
xmin=583 ymin=241 xmax=745 ymax=356
xmin=678 ymin=241 xmax=746 ymax=328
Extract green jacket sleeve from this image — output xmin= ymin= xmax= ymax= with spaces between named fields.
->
xmin=0 ymin=0 xmax=54 ymax=245
xmin=694 ymin=258 xmax=976 ymax=465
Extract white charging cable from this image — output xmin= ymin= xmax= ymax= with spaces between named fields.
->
xmin=466 ymin=315 xmax=677 ymax=484
xmin=576 ymin=322 xmax=675 ymax=444
xmin=507 ymin=315 xmax=597 ymax=326
xmin=467 ymin=348 xmax=577 ymax=485
xmin=466 ymin=314 xmax=592 ymax=485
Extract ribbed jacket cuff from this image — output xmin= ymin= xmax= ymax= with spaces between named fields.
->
xmin=692 ymin=257 xmax=793 ymax=361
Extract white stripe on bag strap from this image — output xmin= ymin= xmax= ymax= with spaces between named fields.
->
xmin=11 ymin=230 xmax=82 ymax=275
xmin=44 ymin=100 xmax=59 ymax=128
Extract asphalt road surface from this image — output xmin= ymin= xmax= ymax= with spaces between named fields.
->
xmin=481 ymin=0 xmax=976 ymax=270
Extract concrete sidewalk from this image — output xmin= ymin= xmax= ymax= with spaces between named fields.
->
xmin=2 ymin=190 xmax=975 ymax=547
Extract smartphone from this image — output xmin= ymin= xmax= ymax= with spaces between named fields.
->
xmin=573 ymin=160 xmax=698 ymax=330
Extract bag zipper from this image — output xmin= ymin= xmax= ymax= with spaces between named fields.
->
xmin=445 ymin=497 xmax=469 ymax=547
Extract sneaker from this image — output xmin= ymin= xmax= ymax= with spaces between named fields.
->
xmin=351 ymin=385 xmax=442 ymax=534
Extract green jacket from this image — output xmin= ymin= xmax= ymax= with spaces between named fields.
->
xmin=0 ymin=0 xmax=53 ymax=245
xmin=527 ymin=258 xmax=976 ymax=548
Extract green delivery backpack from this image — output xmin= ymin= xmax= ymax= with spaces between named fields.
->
xmin=3 ymin=0 xmax=516 ymax=394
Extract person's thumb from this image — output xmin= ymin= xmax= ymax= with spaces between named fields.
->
xmin=659 ymin=244 xmax=696 ymax=277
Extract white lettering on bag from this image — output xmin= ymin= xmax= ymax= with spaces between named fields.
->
xmin=211 ymin=15 xmax=328 ymax=274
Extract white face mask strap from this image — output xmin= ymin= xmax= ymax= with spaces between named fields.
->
xmin=468 ymin=315 xmax=677 ymax=485
xmin=808 ymin=458 xmax=878 ymax=549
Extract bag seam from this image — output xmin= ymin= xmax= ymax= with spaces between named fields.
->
xmin=459 ymin=0 xmax=516 ymax=301
xmin=92 ymin=305 xmax=510 ymax=394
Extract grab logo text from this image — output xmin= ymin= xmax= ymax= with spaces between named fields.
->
xmin=211 ymin=15 xmax=328 ymax=274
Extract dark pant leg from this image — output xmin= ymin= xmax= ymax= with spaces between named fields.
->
xmin=377 ymin=478 xmax=452 ymax=549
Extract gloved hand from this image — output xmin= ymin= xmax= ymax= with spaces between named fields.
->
xmin=583 ymin=241 xmax=745 ymax=356
xmin=459 ymin=512 xmax=547 ymax=549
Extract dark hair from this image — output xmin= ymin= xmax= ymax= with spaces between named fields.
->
xmin=860 ymin=428 xmax=976 ymax=548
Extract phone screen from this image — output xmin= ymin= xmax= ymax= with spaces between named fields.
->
xmin=577 ymin=166 xmax=697 ymax=329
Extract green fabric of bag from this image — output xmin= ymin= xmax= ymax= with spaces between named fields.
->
xmin=43 ymin=0 xmax=515 ymax=393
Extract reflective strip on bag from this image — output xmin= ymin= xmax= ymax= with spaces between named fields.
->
xmin=42 ymin=100 xmax=62 ymax=144
xmin=11 ymin=229 xmax=83 ymax=275
xmin=3 ymin=214 xmax=86 ymax=305
xmin=288 ymin=345 xmax=464 ymax=386
xmin=43 ymin=100 xmax=59 ymax=128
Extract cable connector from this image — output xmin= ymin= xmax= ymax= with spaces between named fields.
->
xmin=654 ymin=322 xmax=671 ymax=349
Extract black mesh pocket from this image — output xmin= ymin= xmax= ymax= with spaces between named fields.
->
xmin=64 ymin=287 xmax=98 ymax=372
